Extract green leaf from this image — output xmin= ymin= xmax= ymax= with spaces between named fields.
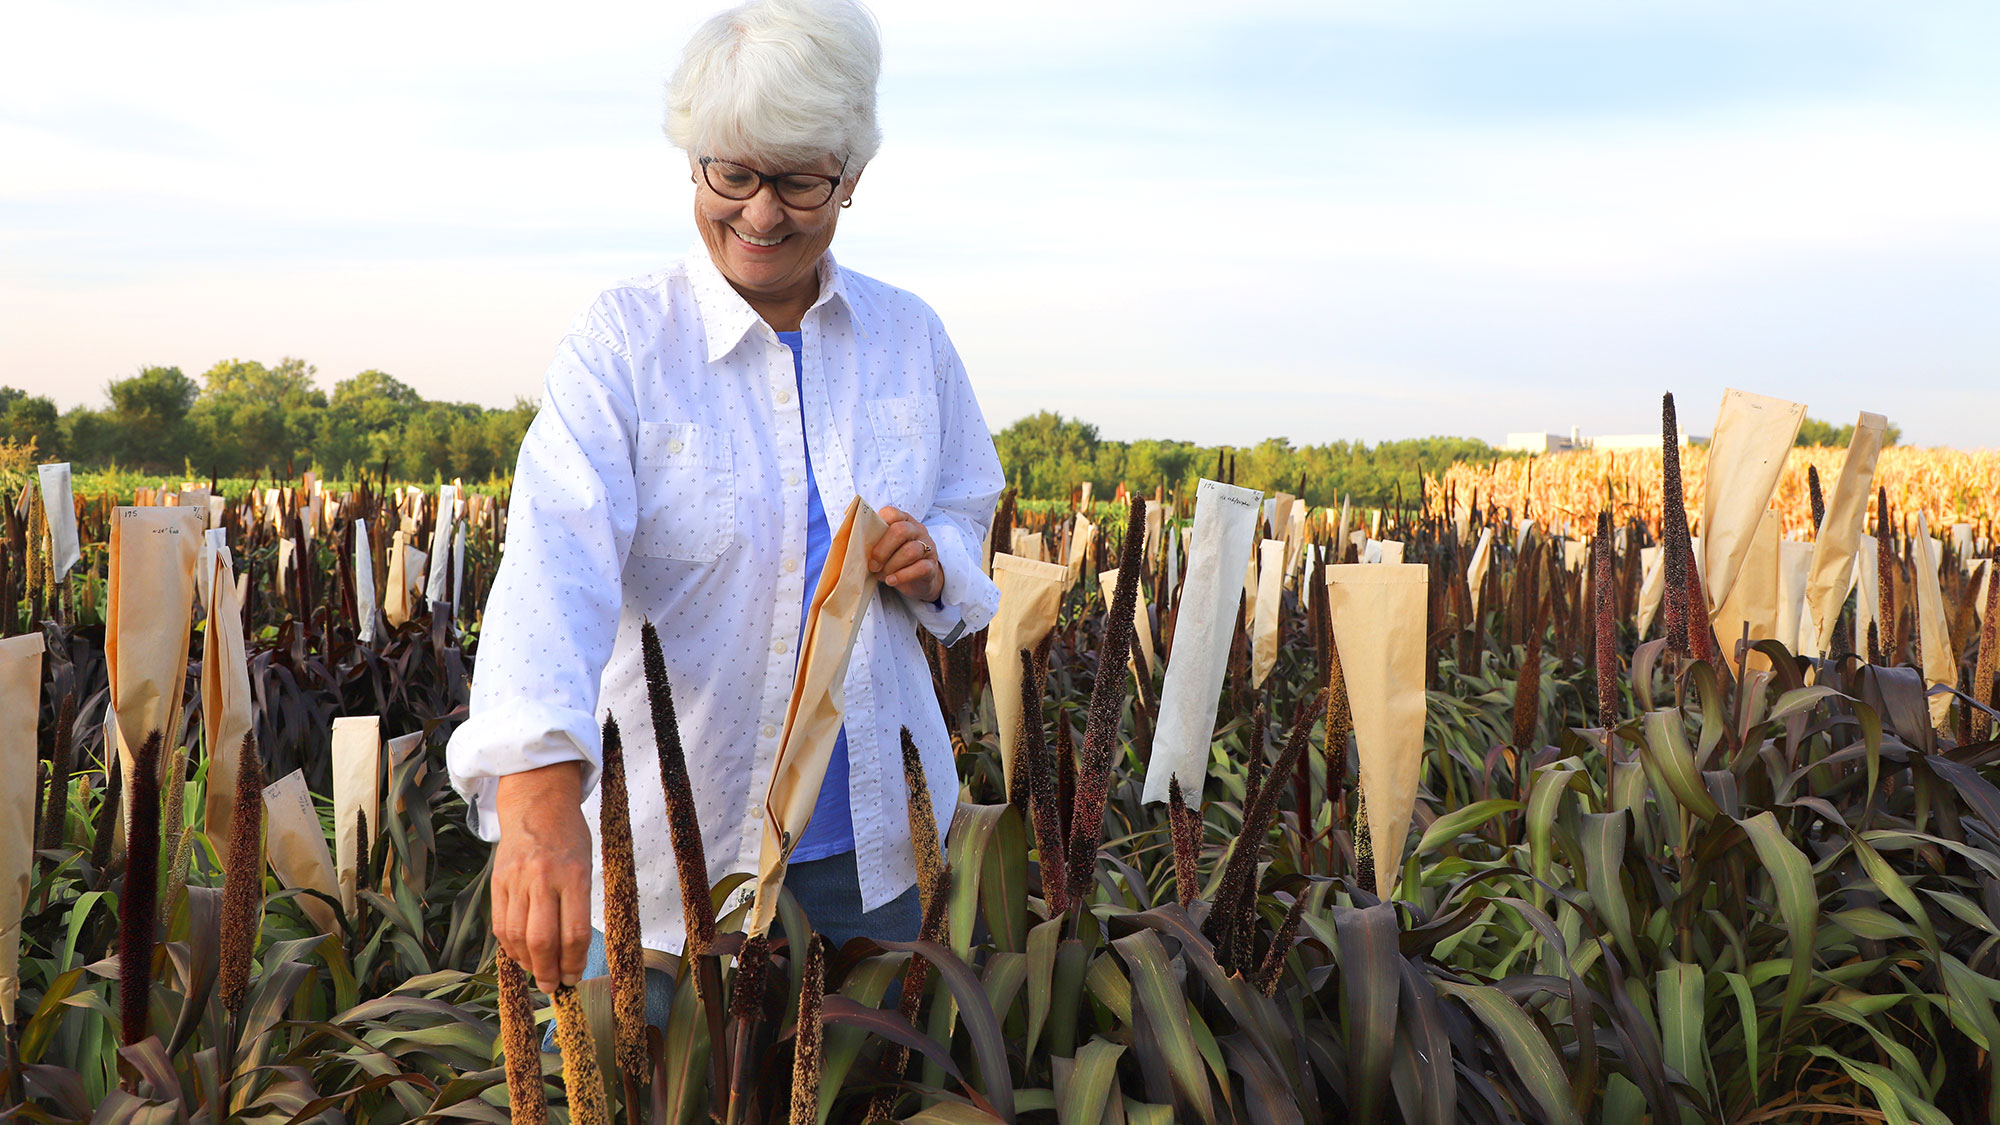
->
xmin=1331 ymin=904 xmax=1400 ymax=1124
xmin=1112 ymin=929 xmax=1217 ymax=1124
xmin=1024 ymin=917 xmax=1062 ymax=1059
xmin=1738 ymin=811 xmax=1819 ymax=1036
xmin=1641 ymin=711 xmax=1722 ymax=821
xmin=1579 ymin=812 xmax=1637 ymax=968
xmin=1720 ymin=971 xmax=1760 ymax=1105
xmin=1655 ymin=961 xmax=1709 ymax=1109
xmin=1054 ymin=1037 xmax=1126 ymax=1125
xmin=1434 ymin=980 xmax=1584 ymax=1125
xmin=1413 ymin=798 xmax=1522 ymax=853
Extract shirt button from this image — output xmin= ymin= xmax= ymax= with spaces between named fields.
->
xmin=773 ymin=638 xmax=789 ymax=654
xmin=785 ymin=471 xmax=800 ymax=486
xmin=783 ymin=558 xmax=799 ymax=573
xmin=666 ymin=439 xmax=685 ymax=455
xmin=761 ymin=724 xmax=776 ymax=738
xmin=776 ymin=390 xmax=793 ymax=406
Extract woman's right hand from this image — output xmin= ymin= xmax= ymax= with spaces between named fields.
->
xmin=492 ymin=761 xmax=595 ymax=994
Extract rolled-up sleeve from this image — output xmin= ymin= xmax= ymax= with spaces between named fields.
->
xmin=446 ymin=311 xmax=638 ymax=841
xmin=910 ymin=323 xmax=1003 ymax=642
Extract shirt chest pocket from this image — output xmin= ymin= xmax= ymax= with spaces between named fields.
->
xmin=865 ymin=393 xmax=941 ymax=513
xmin=633 ymin=420 xmax=735 ymax=562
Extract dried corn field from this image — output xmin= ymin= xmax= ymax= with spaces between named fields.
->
xmin=4 ymin=387 xmax=2000 ymax=1125
xmin=1427 ymin=444 xmax=2000 ymax=542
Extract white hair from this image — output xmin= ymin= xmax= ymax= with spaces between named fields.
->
xmin=665 ymin=0 xmax=883 ymax=169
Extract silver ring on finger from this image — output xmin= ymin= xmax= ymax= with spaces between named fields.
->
xmin=920 ymin=541 xmax=931 ymax=555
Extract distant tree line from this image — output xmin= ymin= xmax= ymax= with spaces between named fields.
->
xmin=992 ymin=411 xmax=1515 ymax=508
xmin=0 ymin=359 xmax=538 ymax=482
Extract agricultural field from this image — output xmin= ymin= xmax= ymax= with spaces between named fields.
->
xmin=3 ymin=391 xmax=2000 ymax=1124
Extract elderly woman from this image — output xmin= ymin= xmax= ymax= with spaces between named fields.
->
xmin=446 ymin=0 xmax=1003 ymax=1016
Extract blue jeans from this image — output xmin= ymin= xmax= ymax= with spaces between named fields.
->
xmin=541 ymin=849 xmax=921 ymax=1049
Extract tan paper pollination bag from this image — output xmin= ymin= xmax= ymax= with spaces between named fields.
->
xmin=1011 ymin=529 xmax=1047 ymax=564
xmin=108 ymin=506 xmax=205 ymax=786
xmin=1144 ymin=480 xmax=1262 ymax=805
xmin=987 ymin=554 xmax=1071 ymax=797
xmin=201 ymin=547 xmax=256 ymax=847
xmin=332 ymin=716 xmax=382 ymax=914
xmin=1701 ymin=389 xmax=1807 ymax=619
xmin=1803 ymin=412 xmax=1888 ymax=658
xmin=1776 ymin=541 xmax=1813 ymax=653
xmin=1097 ymin=568 xmax=1158 ymax=684
xmin=1714 ymin=508 xmax=1782 ymax=667
xmin=38 ymin=463 xmax=81 ymax=580
xmin=1637 ymin=545 xmax=1665 ymax=637
xmin=1911 ymin=515 xmax=1958 ymax=731
xmin=1065 ymin=513 xmax=1096 ymax=591
xmin=1466 ymin=527 xmax=1495 ymax=622
xmin=1 ymin=632 xmax=46 ymax=1026
xmin=263 ymin=768 xmax=340 ymax=936
xmin=384 ymin=531 xmax=409 ymax=627
xmin=751 ymin=498 xmax=889 ymax=936
xmin=1327 ymin=564 xmax=1430 ymax=898
xmin=1251 ymin=538 xmax=1286 ymax=688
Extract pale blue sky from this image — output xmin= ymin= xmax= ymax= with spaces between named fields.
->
xmin=3 ymin=0 xmax=1996 ymax=447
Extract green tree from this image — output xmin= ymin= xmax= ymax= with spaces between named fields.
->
xmin=102 ymin=365 xmax=199 ymax=470
xmin=188 ymin=357 xmax=329 ymax=474
xmin=0 ymin=387 xmax=61 ymax=459
xmin=1796 ymin=416 xmax=1902 ymax=448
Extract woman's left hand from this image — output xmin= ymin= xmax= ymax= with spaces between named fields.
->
xmin=870 ymin=505 xmax=945 ymax=602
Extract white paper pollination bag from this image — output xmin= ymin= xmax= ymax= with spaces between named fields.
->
xmin=1143 ymin=479 xmax=1262 ymax=805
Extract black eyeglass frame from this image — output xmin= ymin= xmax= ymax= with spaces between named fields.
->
xmin=698 ymin=156 xmax=849 ymax=209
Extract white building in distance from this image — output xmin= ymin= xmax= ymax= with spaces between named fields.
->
xmin=1503 ymin=427 xmax=1706 ymax=454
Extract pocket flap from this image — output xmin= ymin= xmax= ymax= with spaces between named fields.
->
xmin=867 ymin=393 xmax=939 ymax=438
xmin=638 ymin=421 xmax=731 ymax=470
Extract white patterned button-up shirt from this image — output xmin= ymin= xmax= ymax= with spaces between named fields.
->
xmin=447 ymin=246 xmax=1004 ymax=955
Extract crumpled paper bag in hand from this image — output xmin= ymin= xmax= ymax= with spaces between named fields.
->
xmin=750 ymin=498 xmax=888 ymax=936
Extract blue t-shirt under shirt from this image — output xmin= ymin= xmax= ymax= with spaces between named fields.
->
xmin=776 ymin=331 xmax=855 ymax=861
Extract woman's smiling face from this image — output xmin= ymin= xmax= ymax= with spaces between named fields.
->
xmin=693 ymin=152 xmax=857 ymax=320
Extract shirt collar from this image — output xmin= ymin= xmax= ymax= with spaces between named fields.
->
xmin=686 ymin=244 xmax=860 ymax=364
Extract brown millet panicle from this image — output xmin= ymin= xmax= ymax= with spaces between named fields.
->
xmin=1808 ymin=465 xmax=1826 ymax=533
xmin=1878 ymin=494 xmax=1897 ymax=665
xmin=641 ymin=620 xmax=714 ymax=956
xmin=1065 ymin=496 xmax=1147 ymax=909
xmin=1254 ymin=892 xmax=1308 ymax=999
xmin=552 ymin=984 xmax=609 ymax=1125
xmin=218 ymin=734 xmax=265 ymax=1014
xmin=1593 ymin=511 xmax=1620 ymax=732
xmin=1971 ymin=565 xmax=1999 ymax=743
xmin=1660 ymin=393 xmax=1692 ymax=657
xmin=119 ymin=731 xmax=164 ymax=1046
xmin=900 ymin=728 xmax=947 ymax=922
xmin=731 ymin=934 xmax=772 ymax=1021
xmin=353 ymin=808 xmax=369 ymax=889
xmin=1019 ymin=649 xmax=1067 ymax=916
xmin=1205 ymin=692 xmax=1326 ymax=960
xmin=1241 ymin=703 xmax=1268 ymax=815
xmin=1512 ymin=559 xmax=1544 ymax=751
xmin=789 ymin=937 xmax=825 ymax=1125
xmin=1167 ymin=774 xmax=1199 ymax=909
xmin=91 ymin=748 xmax=123 ymax=872
xmin=595 ymin=715 xmax=647 ymax=1083
xmin=495 ymin=950 xmax=550 ymax=1125
xmin=1325 ymin=621 xmax=1353 ymax=807
xmin=39 ymin=693 xmax=77 ymax=850
xmin=1353 ymin=787 xmax=1376 ymax=899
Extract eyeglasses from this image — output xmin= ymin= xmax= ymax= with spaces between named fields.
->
xmin=699 ymin=156 xmax=847 ymax=209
